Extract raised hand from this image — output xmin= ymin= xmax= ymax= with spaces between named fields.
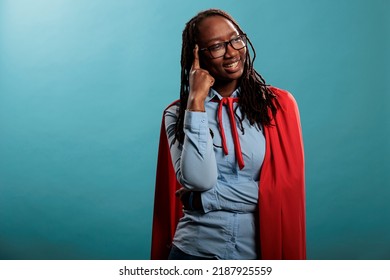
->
xmin=187 ymin=45 xmax=215 ymax=111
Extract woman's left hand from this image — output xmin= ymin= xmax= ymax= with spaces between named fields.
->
xmin=175 ymin=188 xmax=203 ymax=211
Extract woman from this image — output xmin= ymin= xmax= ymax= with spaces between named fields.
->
xmin=151 ymin=9 xmax=306 ymax=260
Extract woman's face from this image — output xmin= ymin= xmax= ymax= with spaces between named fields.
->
xmin=196 ymin=15 xmax=247 ymax=89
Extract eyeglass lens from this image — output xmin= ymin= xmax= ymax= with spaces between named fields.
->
xmin=210 ymin=35 xmax=246 ymax=58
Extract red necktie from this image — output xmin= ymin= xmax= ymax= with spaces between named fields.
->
xmin=214 ymin=97 xmax=245 ymax=170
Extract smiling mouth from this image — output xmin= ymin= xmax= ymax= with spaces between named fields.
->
xmin=224 ymin=61 xmax=239 ymax=68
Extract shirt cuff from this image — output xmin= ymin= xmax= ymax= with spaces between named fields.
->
xmin=184 ymin=111 xmax=209 ymax=154
xmin=184 ymin=110 xmax=208 ymax=131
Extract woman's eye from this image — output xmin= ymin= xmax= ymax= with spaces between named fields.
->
xmin=209 ymin=44 xmax=223 ymax=51
xmin=232 ymin=36 xmax=242 ymax=43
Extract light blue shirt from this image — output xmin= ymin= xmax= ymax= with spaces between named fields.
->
xmin=165 ymin=88 xmax=266 ymax=259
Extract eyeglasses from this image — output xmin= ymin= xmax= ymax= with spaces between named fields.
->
xmin=199 ymin=34 xmax=247 ymax=59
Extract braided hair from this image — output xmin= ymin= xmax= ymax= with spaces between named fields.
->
xmin=175 ymin=9 xmax=277 ymax=143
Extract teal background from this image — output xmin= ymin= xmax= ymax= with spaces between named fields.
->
xmin=0 ymin=0 xmax=389 ymax=259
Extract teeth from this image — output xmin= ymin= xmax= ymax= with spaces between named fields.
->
xmin=225 ymin=61 xmax=239 ymax=68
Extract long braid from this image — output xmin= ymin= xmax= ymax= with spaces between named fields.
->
xmin=175 ymin=9 xmax=277 ymax=144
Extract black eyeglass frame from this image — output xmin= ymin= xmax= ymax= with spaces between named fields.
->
xmin=199 ymin=34 xmax=247 ymax=59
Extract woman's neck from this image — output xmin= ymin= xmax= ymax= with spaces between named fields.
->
xmin=212 ymin=80 xmax=239 ymax=97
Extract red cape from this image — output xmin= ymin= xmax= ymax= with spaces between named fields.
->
xmin=151 ymin=87 xmax=306 ymax=260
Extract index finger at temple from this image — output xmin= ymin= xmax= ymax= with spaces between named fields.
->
xmin=192 ymin=44 xmax=200 ymax=70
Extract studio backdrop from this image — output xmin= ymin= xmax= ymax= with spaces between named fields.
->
xmin=0 ymin=0 xmax=389 ymax=259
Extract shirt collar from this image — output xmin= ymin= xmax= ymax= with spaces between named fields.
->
xmin=205 ymin=88 xmax=240 ymax=102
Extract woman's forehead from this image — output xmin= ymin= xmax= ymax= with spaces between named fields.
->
xmin=196 ymin=16 xmax=240 ymax=44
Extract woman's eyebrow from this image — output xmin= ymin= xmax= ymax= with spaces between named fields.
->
xmin=204 ymin=31 xmax=240 ymax=45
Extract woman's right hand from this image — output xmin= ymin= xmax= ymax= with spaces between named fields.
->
xmin=187 ymin=45 xmax=215 ymax=112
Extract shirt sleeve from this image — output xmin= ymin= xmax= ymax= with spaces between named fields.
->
xmin=200 ymin=177 xmax=259 ymax=213
xmin=164 ymin=106 xmax=218 ymax=191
